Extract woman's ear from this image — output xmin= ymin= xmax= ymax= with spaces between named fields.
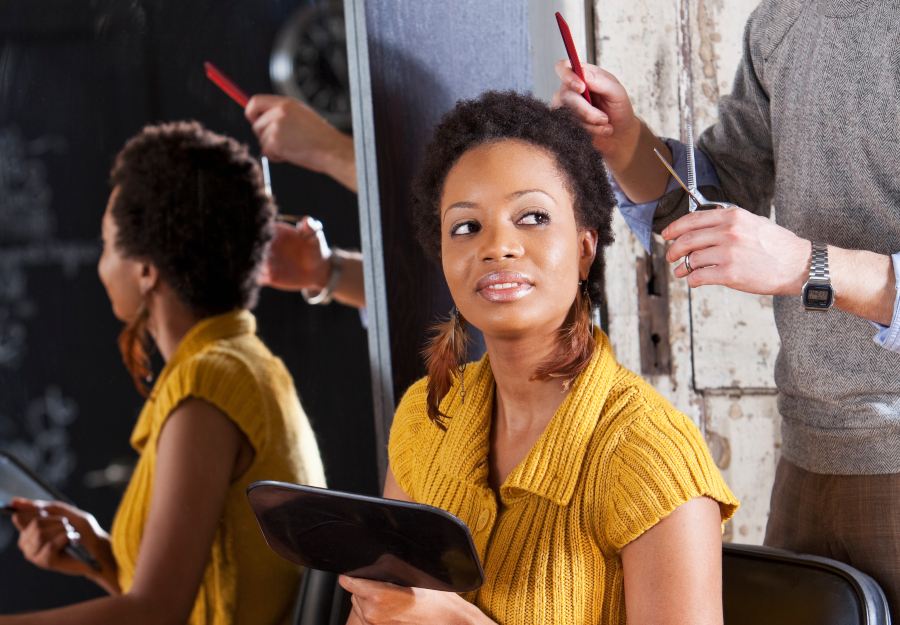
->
xmin=579 ymin=229 xmax=598 ymax=280
xmin=137 ymin=261 xmax=159 ymax=297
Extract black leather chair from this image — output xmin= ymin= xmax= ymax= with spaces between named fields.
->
xmin=293 ymin=568 xmax=352 ymax=625
xmin=723 ymin=543 xmax=891 ymax=625
xmin=293 ymin=544 xmax=891 ymax=625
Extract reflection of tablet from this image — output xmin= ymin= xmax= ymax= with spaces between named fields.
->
xmin=247 ymin=482 xmax=486 ymax=593
xmin=0 ymin=450 xmax=69 ymax=513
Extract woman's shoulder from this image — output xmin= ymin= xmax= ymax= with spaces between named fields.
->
xmin=391 ymin=375 xmax=440 ymax=447
xmin=586 ymin=365 xmax=738 ymax=552
xmin=152 ymin=344 xmax=273 ymax=444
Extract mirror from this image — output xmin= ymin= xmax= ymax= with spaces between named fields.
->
xmin=0 ymin=0 xmax=375 ymax=612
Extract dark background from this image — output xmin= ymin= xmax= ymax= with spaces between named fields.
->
xmin=0 ymin=0 xmax=376 ymax=613
xmin=363 ymin=1 xmax=532 ymax=404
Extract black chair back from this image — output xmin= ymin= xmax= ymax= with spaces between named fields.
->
xmin=293 ymin=568 xmax=352 ymax=625
xmin=293 ymin=543 xmax=892 ymax=624
xmin=723 ymin=543 xmax=890 ymax=625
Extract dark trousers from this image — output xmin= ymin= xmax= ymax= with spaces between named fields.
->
xmin=765 ymin=457 xmax=900 ymax=622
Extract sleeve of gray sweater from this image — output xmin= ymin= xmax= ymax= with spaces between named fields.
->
xmin=652 ymin=1 xmax=798 ymax=233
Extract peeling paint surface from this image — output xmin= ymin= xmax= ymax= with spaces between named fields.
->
xmin=705 ymin=393 xmax=780 ymax=545
xmin=596 ymin=0 xmax=778 ymax=546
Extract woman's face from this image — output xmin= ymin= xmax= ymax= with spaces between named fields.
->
xmin=97 ymin=189 xmax=145 ymax=323
xmin=440 ymin=139 xmax=597 ymax=340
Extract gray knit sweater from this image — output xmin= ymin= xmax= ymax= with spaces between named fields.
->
xmin=655 ymin=0 xmax=900 ymax=475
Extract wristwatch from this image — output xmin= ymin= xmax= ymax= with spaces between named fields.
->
xmin=801 ymin=241 xmax=835 ymax=311
xmin=302 ymin=252 xmax=344 ymax=305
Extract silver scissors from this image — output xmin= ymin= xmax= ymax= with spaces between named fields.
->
xmin=654 ymin=124 xmax=738 ymax=212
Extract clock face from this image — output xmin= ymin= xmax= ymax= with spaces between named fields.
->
xmin=270 ymin=1 xmax=352 ymax=132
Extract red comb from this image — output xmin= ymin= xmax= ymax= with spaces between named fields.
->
xmin=204 ymin=61 xmax=250 ymax=108
xmin=555 ymin=13 xmax=593 ymax=106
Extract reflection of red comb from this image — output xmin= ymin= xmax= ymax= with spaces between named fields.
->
xmin=555 ymin=13 xmax=593 ymax=106
xmin=204 ymin=61 xmax=250 ymax=108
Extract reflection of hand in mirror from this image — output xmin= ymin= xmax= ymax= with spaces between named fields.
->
xmin=245 ymin=95 xmax=357 ymax=193
xmin=11 ymin=498 xmax=120 ymax=593
xmin=262 ymin=219 xmax=367 ymax=310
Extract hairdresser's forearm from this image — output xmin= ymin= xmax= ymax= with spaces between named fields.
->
xmin=332 ymin=250 xmax=366 ymax=310
xmin=604 ymin=119 xmax=672 ymax=204
xmin=830 ymin=246 xmax=895 ymax=325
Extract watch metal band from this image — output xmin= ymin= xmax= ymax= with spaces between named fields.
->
xmin=302 ymin=252 xmax=344 ymax=305
xmin=808 ymin=241 xmax=831 ymax=284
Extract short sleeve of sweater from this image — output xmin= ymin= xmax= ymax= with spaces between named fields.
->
xmin=388 ymin=377 xmax=432 ymax=501
xmin=601 ymin=408 xmax=739 ymax=554
xmin=153 ymin=349 xmax=268 ymax=453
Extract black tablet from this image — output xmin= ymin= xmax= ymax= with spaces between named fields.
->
xmin=247 ymin=481 xmax=485 ymax=593
xmin=0 ymin=449 xmax=68 ymax=513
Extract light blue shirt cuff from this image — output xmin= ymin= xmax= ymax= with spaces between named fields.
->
xmin=871 ymin=251 xmax=900 ymax=354
xmin=610 ymin=138 xmax=721 ymax=253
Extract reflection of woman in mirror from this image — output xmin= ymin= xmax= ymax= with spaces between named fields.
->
xmin=339 ymin=92 xmax=738 ymax=625
xmin=6 ymin=121 xmax=325 ymax=625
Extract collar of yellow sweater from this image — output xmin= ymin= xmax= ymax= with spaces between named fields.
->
xmin=129 ymin=309 xmax=257 ymax=451
xmin=436 ymin=327 xmax=619 ymax=507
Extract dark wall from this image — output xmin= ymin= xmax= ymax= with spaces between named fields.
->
xmin=364 ymin=1 xmax=533 ymax=403
xmin=0 ymin=0 xmax=376 ymax=613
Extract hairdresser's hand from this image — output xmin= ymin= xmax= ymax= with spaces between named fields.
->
xmin=552 ymin=61 xmax=639 ymax=155
xmin=245 ymin=95 xmax=357 ymax=192
xmin=663 ymin=206 xmax=811 ymax=295
xmin=340 ymin=576 xmax=495 ymax=625
xmin=260 ymin=219 xmax=332 ymax=292
xmin=552 ymin=60 xmax=672 ymax=203
xmin=11 ymin=498 xmax=117 ymax=583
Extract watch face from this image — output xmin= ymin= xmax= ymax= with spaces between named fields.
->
xmin=803 ymin=284 xmax=833 ymax=309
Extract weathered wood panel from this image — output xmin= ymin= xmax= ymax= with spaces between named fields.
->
xmin=594 ymin=0 xmax=781 ymax=545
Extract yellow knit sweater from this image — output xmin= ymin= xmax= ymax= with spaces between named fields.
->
xmin=110 ymin=310 xmax=326 ymax=625
xmin=389 ymin=328 xmax=738 ymax=625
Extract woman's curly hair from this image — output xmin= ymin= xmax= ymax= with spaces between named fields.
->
xmin=109 ymin=120 xmax=275 ymax=318
xmin=410 ymin=90 xmax=616 ymax=305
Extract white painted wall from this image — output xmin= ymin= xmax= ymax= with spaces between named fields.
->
xmin=591 ymin=0 xmax=777 ymax=546
xmin=527 ymin=0 xmax=589 ymax=102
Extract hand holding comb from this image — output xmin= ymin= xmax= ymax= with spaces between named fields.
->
xmin=555 ymin=13 xmax=594 ymax=106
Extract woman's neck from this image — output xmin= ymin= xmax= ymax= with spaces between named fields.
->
xmin=145 ymin=287 xmax=201 ymax=362
xmin=484 ymin=329 xmax=570 ymax=436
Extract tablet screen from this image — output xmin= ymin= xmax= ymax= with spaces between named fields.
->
xmin=0 ymin=451 xmax=63 ymax=512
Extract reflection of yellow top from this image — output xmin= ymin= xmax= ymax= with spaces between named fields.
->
xmin=111 ymin=310 xmax=326 ymax=625
xmin=390 ymin=328 xmax=738 ymax=625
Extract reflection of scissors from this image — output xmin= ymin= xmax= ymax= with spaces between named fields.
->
xmin=654 ymin=124 xmax=739 ymax=212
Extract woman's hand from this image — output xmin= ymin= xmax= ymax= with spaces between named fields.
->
xmin=339 ymin=576 xmax=492 ymax=625
xmin=11 ymin=498 xmax=120 ymax=592
xmin=245 ymin=94 xmax=357 ymax=192
xmin=552 ymin=60 xmax=672 ymax=203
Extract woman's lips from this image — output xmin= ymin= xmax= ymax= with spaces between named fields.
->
xmin=476 ymin=272 xmax=534 ymax=302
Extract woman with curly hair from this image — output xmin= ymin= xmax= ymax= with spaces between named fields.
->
xmin=339 ymin=91 xmax=738 ymax=625
xmin=6 ymin=121 xmax=325 ymax=625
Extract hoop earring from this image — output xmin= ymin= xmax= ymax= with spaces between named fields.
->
xmin=118 ymin=303 xmax=154 ymax=397
xmin=423 ymin=306 xmax=470 ymax=429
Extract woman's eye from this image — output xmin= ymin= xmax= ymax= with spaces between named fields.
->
xmin=451 ymin=221 xmax=480 ymax=236
xmin=518 ymin=211 xmax=550 ymax=225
